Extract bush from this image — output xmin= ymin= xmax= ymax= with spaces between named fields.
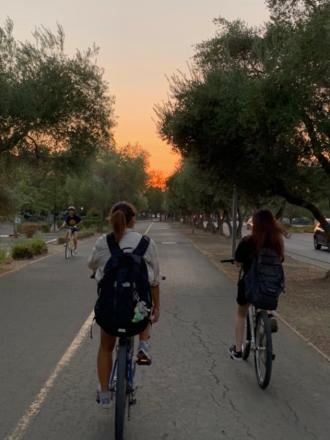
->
xmin=81 ymin=217 xmax=104 ymax=229
xmin=0 ymin=248 xmax=11 ymax=264
xmin=57 ymin=229 xmax=95 ymax=244
xmin=40 ymin=223 xmax=51 ymax=233
xmin=20 ymin=222 xmax=40 ymax=238
xmin=12 ymin=239 xmax=48 ymax=259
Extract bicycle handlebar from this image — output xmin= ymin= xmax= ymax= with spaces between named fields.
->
xmin=220 ymin=258 xmax=235 ymax=264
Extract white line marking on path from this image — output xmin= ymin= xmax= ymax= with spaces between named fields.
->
xmin=144 ymin=222 xmax=153 ymax=235
xmin=5 ymin=311 xmax=95 ymax=440
xmin=46 ymin=238 xmax=57 ymax=244
xmin=189 ymin=236 xmax=330 ymax=365
xmin=5 ymin=223 xmax=154 ymax=439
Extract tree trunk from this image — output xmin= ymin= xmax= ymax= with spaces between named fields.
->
xmin=276 ymin=183 xmax=330 ymax=238
xmin=275 ymin=200 xmax=286 ymax=220
xmin=237 ymin=204 xmax=243 ymax=239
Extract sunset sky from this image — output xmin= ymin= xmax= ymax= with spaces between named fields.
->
xmin=1 ymin=0 xmax=269 ymax=175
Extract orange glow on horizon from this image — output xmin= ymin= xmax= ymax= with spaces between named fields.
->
xmin=147 ymin=169 xmax=167 ymax=190
xmin=114 ymin=119 xmax=180 ymax=177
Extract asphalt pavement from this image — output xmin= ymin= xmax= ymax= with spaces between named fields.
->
xmin=285 ymin=232 xmax=330 ymax=269
xmin=0 ymin=222 xmax=329 ymax=440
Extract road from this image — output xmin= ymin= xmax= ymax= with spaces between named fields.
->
xmin=241 ymin=225 xmax=330 ymax=269
xmin=0 ymin=221 xmax=330 ymax=440
xmin=285 ymin=232 xmax=330 ymax=269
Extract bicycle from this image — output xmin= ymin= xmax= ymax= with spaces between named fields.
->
xmin=110 ymin=335 xmax=137 ymax=440
xmin=91 ymin=274 xmax=165 ymax=439
xmin=221 ymin=258 xmax=275 ymax=389
xmin=64 ymin=226 xmax=77 ymax=259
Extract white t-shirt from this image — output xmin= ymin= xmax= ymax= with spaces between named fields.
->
xmin=88 ymin=229 xmax=160 ymax=286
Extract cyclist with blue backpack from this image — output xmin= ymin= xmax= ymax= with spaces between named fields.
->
xmin=229 ymin=210 xmax=285 ymax=360
xmin=88 ymin=201 xmax=160 ymax=408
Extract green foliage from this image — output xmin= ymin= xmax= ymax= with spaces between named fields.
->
xmin=63 ymin=146 xmax=149 ymax=218
xmin=57 ymin=229 xmax=95 ymax=244
xmin=157 ymin=1 xmax=330 ymax=233
xmin=145 ymin=187 xmax=165 ymax=214
xmin=0 ymin=19 xmax=114 ymax=215
xmin=12 ymin=239 xmax=47 ymax=259
xmin=0 ymin=248 xmax=10 ymax=264
xmin=0 ymin=19 xmax=113 ymax=161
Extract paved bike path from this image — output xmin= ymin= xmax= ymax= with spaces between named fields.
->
xmin=0 ymin=238 xmax=96 ymax=439
xmin=1 ymin=223 xmax=330 ymax=439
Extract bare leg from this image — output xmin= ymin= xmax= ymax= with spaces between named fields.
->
xmin=73 ymin=232 xmax=78 ymax=250
xmin=139 ymin=324 xmax=150 ymax=342
xmin=235 ymin=304 xmax=249 ymax=352
xmin=97 ymin=329 xmax=116 ymax=392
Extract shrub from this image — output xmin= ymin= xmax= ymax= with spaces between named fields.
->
xmin=81 ymin=217 xmax=104 ymax=229
xmin=0 ymin=248 xmax=11 ymax=264
xmin=40 ymin=223 xmax=51 ymax=233
xmin=20 ymin=222 xmax=40 ymax=238
xmin=57 ymin=229 xmax=95 ymax=245
xmin=12 ymin=239 xmax=48 ymax=259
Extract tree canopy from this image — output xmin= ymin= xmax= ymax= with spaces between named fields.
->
xmin=156 ymin=0 xmax=330 ymax=234
xmin=0 ymin=20 xmax=114 ymax=165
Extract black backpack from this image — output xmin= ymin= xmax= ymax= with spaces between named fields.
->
xmin=244 ymin=248 xmax=284 ymax=310
xmin=94 ymin=233 xmax=152 ymax=337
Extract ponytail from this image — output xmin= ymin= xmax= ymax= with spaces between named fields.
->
xmin=109 ymin=201 xmax=137 ymax=243
xmin=111 ymin=210 xmax=127 ymax=243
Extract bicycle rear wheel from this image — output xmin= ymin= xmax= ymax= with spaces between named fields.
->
xmin=242 ymin=315 xmax=251 ymax=360
xmin=65 ymin=242 xmax=70 ymax=259
xmin=115 ymin=341 xmax=128 ymax=440
xmin=254 ymin=311 xmax=273 ymax=389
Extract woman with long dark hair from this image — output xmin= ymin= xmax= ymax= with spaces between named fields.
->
xmin=229 ymin=209 xmax=284 ymax=360
xmin=88 ymin=201 xmax=160 ymax=407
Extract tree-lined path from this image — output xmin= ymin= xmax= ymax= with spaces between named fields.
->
xmin=0 ymin=222 xmax=329 ymax=440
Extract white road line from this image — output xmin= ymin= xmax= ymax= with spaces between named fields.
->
xmin=45 ymin=238 xmax=57 ymax=244
xmin=5 ymin=311 xmax=95 ymax=440
xmin=144 ymin=222 xmax=153 ymax=235
xmin=5 ymin=223 xmax=154 ymax=439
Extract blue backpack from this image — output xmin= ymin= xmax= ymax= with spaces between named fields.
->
xmin=244 ymin=248 xmax=284 ymax=310
xmin=94 ymin=233 xmax=152 ymax=337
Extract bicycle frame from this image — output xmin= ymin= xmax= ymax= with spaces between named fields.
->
xmin=248 ymin=305 xmax=256 ymax=351
xmin=110 ymin=336 xmax=137 ymax=419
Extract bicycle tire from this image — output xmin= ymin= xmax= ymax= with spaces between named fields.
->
xmin=69 ymin=237 xmax=75 ymax=257
xmin=115 ymin=341 xmax=128 ymax=440
xmin=254 ymin=311 xmax=273 ymax=389
xmin=65 ymin=243 xmax=69 ymax=259
xmin=242 ymin=315 xmax=251 ymax=361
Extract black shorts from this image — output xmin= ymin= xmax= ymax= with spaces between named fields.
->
xmin=236 ymin=278 xmax=248 ymax=306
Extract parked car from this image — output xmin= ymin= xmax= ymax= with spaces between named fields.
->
xmin=313 ymin=219 xmax=330 ymax=250
xmin=292 ymin=217 xmax=313 ymax=226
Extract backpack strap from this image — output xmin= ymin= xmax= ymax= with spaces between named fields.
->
xmin=133 ymin=235 xmax=150 ymax=257
xmin=106 ymin=233 xmax=123 ymax=256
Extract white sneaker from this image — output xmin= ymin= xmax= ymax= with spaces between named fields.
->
xmin=99 ymin=391 xmax=111 ymax=409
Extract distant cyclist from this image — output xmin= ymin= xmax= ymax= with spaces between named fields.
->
xmin=88 ymin=201 xmax=160 ymax=408
xmin=62 ymin=206 xmax=81 ymax=252
xmin=229 ymin=209 xmax=284 ymax=360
